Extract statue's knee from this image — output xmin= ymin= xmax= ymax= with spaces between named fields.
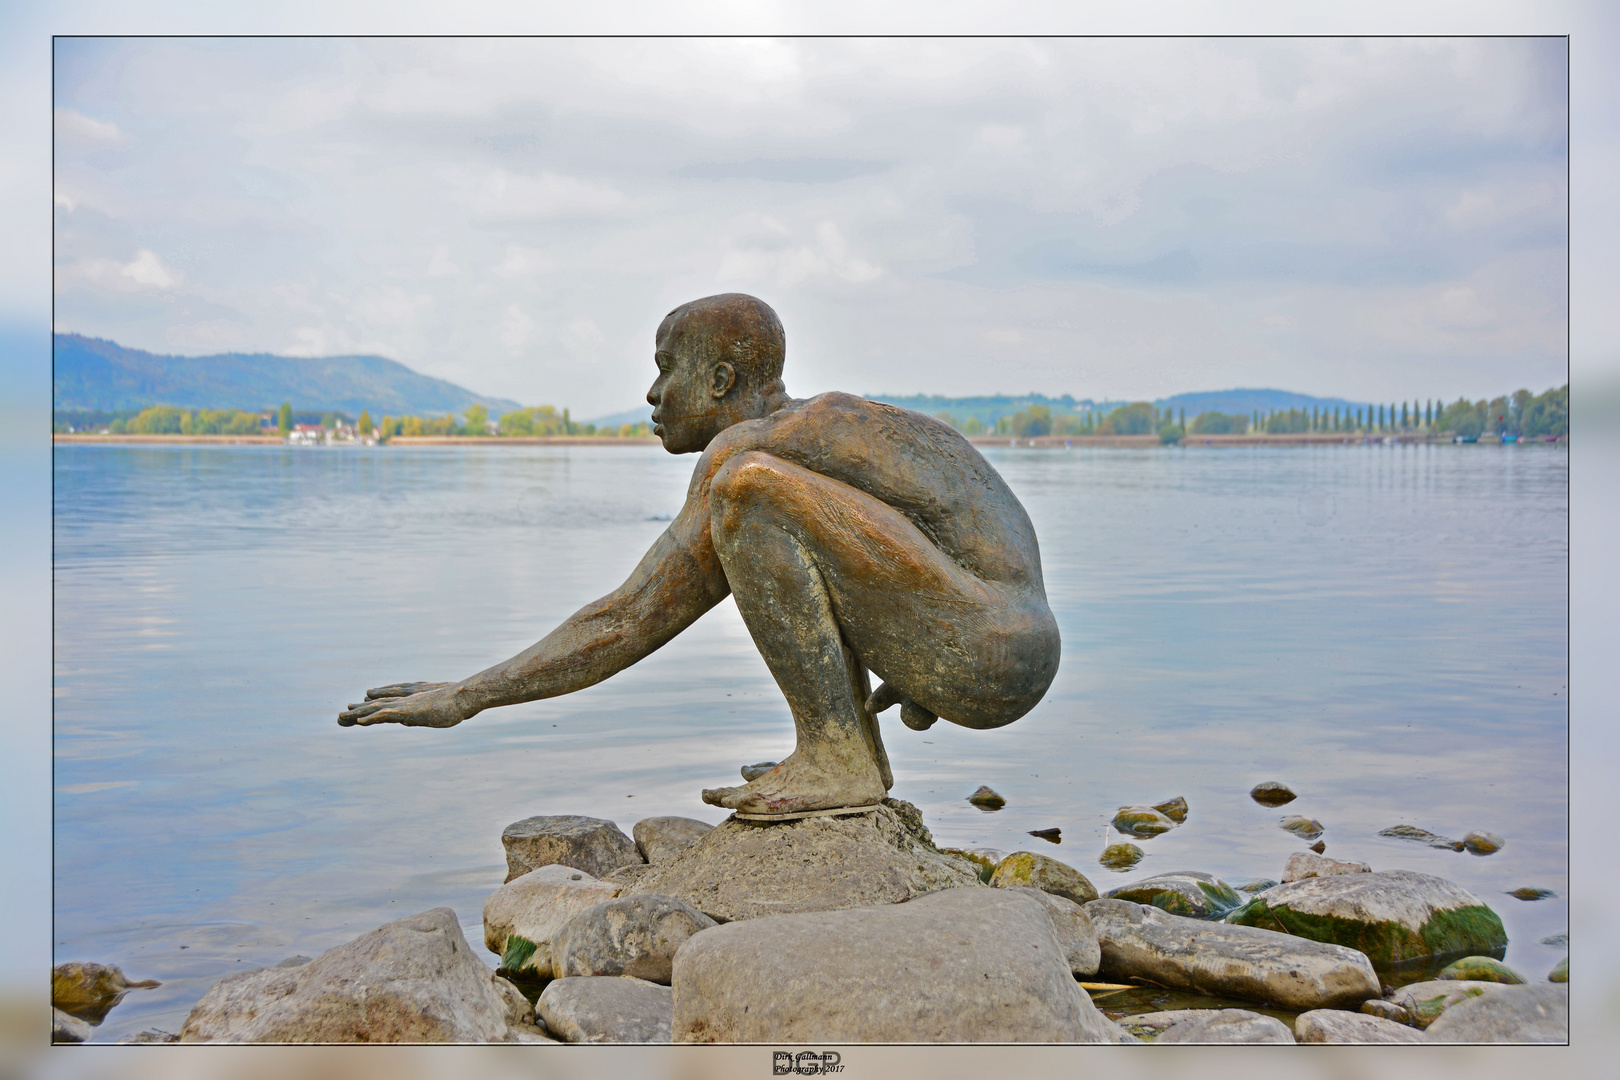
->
xmin=710 ymin=451 xmax=785 ymax=510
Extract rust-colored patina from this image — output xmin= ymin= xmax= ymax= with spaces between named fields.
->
xmin=340 ymin=294 xmax=1059 ymax=815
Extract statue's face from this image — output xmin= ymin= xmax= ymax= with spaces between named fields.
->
xmin=647 ymin=316 xmax=729 ymax=454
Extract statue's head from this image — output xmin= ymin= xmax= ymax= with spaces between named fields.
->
xmin=648 ymin=293 xmax=787 ymax=454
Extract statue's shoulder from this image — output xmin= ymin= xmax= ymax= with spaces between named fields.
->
xmin=796 ymin=392 xmax=927 ymax=423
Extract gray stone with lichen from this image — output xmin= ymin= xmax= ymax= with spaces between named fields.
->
xmin=501 ymin=815 xmax=643 ymax=882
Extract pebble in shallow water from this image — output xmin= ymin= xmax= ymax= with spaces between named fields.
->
xmin=1378 ymin=824 xmax=1464 ymax=851
xmin=1463 ymin=830 xmax=1505 ymax=856
xmin=1249 ymin=781 xmax=1296 ymax=807
xmin=1099 ymin=843 xmax=1144 ymax=872
xmin=1548 ymin=957 xmax=1567 ymax=983
xmin=1279 ymin=815 xmax=1324 ymax=841
xmin=1507 ymin=887 xmax=1556 ymax=901
xmin=967 ymin=785 xmax=1006 ymax=810
xmin=1152 ymin=796 xmax=1188 ymax=823
xmin=1438 ymin=956 xmax=1525 ymax=984
xmin=1112 ymin=805 xmax=1176 ymax=837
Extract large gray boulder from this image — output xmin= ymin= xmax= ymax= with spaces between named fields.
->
xmin=537 ymin=976 xmax=673 ymax=1043
xmin=1423 ymin=983 xmax=1567 ymax=1043
xmin=671 ymin=886 xmax=1120 ymax=1043
xmin=180 ymin=908 xmax=536 ymax=1043
xmin=1104 ymin=871 xmax=1243 ymax=918
xmin=1225 ymin=869 xmax=1507 ymax=968
xmin=1295 ymin=1009 xmax=1425 ymax=1043
xmin=501 ymin=815 xmax=643 ymax=882
xmin=623 ymin=799 xmax=979 ymax=923
xmin=552 ymin=894 xmax=718 ymax=983
xmin=482 ymin=864 xmax=621 ymax=978
xmin=1083 ymin=898 xmax=1379 ymax=1010
xmin=632 ymin=816 xmax=715 ymax=864
xmin=989 ymin=850 xmax=1099 ymax=905
xmin=1155 ymin=1010 xmax=1295 ymax=1043
xmin=1003 ymin=886 xmax=1100 ymax=976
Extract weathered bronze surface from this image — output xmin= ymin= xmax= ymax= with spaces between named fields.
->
xmin=340 ymin=294 xmax=1059 ymax=815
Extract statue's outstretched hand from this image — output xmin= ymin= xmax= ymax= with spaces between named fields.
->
xmin=338 ymin=681 xmax=465 ymax=727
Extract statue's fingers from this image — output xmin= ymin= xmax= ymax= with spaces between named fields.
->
xmin=865 ymin=682 xmax=903 ymax=716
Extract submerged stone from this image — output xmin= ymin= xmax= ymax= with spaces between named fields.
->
xmin=1507 ymin=887 xmax=1556 ymax=901
xmin=1463 ymin=830 xmax=1505 ymax=856
xmin=1438 ymin=956 xmax=1525 ymax=984
xmin=52 ymin=962 xmax=162 ymax=1025
xmin=1027 ymin=827 xmax=1061 ymax=843
xmin=990 ymin=850 xmax=1099 ymax=905
xmin=1099 ymin=843 xmax=1144 ymax=872
xmin=1152 ymin=796 xmax=1188 ymax=823
xmin=1548 ymin=957 xmax=1568 ymax=983
xmin=1309 ymin=840 xmax=1327 ymax=854
xmin=967 ymin=785 xmax=1006 ymax=809
xmin=1279 ymin=814 xmax=1324 ymax=840
xmin=1104 ymin=872 xmax=1244 ymax=919
xmin=1112 ymin=805 xmax=1176 ymax=837
xmin=1234 ymin=878 xmax=1279 ymax=894
xmin=1378 ymin=824 xmax=1465 ymax=851
xmin=1539 ymin=933 xmax=1568 ymax=948
xmin=1249 ymin=781 xmax=1297 ymax=807
xmin=1225 ymin=870 xmax=1507 ymax=969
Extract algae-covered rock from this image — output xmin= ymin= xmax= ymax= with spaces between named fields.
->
xmin=671 ymin=887 xmax=1120 ymax=1042
xmin=538 ymin=976 xmax=673 ymax=1043
xmin=1279 ymin=814 xmax=1324 ymax=840
xmin=1309 ymin=840 xmax=1327 ymax=854
xmin=1422 ymin=983 xmax=1567 ymax=1043
xmin=52 ymin=962 xmax=161 ymax=1024
xmin=940 ymin=847 xmax=999 ymax=883
xmin=967 ymin=785 xmax=1005 ymax=809
xmin=632 ymin=817 xmax=715 ymax=864
xmin=1463 ymin=830 xmax=1505 ymax=856
xmin=1282 ymin=851 xmax=1370 ymax=882
xmin=501 ymin=815 xmax=643 ymax=882
xmin=483 ymin=864 xmax=621 ymax=978
xmin=1249 ymin=781 xmax=1296 ymax=807
xmin=1295 ymin=1009 xmax=1424 ymax=1043
xmin=1388 ymin=979 xmax=1500 ymax=1029
xmin=1112 ymin=805 xmax=1175 ymax=837
xmin=1234 ymin=878 xmax=1279 ymax=894
xmin=1438 ymin=955 xmax=1525 ymax=984
xmin=1507 ymin=887 xmax=1556 ymax=901
xmin=1099 ymin=843 xmax=1144 ymax=872
xmin=1224 ymin=869 xmax=1507 ymax=969
xmin=1378 ymin=824 xmax=1464 ymax=851
xmin=1084 ymin=898 xmax=1379 ymax=1010
xmin=1152 ymin=796 xmax=1188 ymax=823
xmin=1548 ymin=956 xmax=1567 ymax=982
xmin=990 ymin=850 xmax=1099 ymax=905
xmin=623 ymin=800 xmax=978 ymax=922
xmin=1155 ymin=1010 xmax=1295 ymax=1043
xmin=1104 ymin=871 xmax=1243 ymax=919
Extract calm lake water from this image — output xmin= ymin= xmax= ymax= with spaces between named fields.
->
xmin=53 ymin=441 xmax=1568 ymax=1040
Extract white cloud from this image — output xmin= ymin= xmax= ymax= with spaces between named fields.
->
xmin=53 ymin=107 xmax=125 ymax=146
xmin=56 ymin=249 xmax=182 ymax=292
xmin=498 ymin=303 xmax=533 ymax=350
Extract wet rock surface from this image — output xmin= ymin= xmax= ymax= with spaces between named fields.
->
xmin=1463 ymin=830 xmax=1505 ymax=856
xmin=1378 ymin=824 xmax=1464 ymax=851
xmin=1507 ymin=886 xmax=1556 ymax=901
xmin=1295 ymin=1008 xmax=1425 ymax=1043
xmin=1278 ymin=814 xmax=1324 ymax=840
xmin=1422 ymin=983 xmax=1567 ymax=1043
xmin=180 ymin=907 xmax=535 ymax=1043
xmin=1104 ymin=871 xmax=1243 ymax=919
xmin=989 ymin=850 xmax=1100 ymax=905
xmin=1225 ymin=869 xmax=1507 ymax=968
xmin=1084 ymin=898 xmax=1379 ymax=1010
xmin=632 ymin=816 xmax=716 ymax=864
xmin=1111 ymin=805 xmax=1176 ymax=837
xmin=483 ymin=864 xmax=621 ymax=978
xmin=1152 ymin=796 xmax=1188 ymax=822
xmin=52 ymin=962 xmax=161 ymax=1024
xmin=537 ymin=976 xmax=673 ymax=1043
xmin=967 ymin=785 xmax=1005 ymax=809
xmin=623 ymin=799 xmax=979 ymax=922
xmin=1548 ymin=957 xmax=1568 ymax=982
xmin=1155 ymin=1010 xmax=1295 ymax=1043
xmin=552 ymin=894 xmax=717 ymax=983
xmin=671 ymin=887 xmax=1121 ymax=1043
xmin=1389 ymin=979 xmax=1502 ymax=1029
xmin=1438 ymin=955 xmax=1525 ymax=984
xmin=1098 ymin=843 xmax=1144 ymax=872
xmin=1282 ymin=851 xmax=1370 ymax=882
xmin=502 ymin=815 xmax=643 ymax=882
xmin=1249 ymin=781 xmax=1296 ymax=807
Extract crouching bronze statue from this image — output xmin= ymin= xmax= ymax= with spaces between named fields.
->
xmin=340 ymin=294 xmax=1059 ymax=817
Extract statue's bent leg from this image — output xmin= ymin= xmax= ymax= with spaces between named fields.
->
xmin=704 ymin=451 xmax=1058 ymax=814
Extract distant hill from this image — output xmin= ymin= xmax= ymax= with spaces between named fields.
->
xmin=869 ymin=393 xmax=1095 ymax=426
xmin=586 ymin=404 xmax=655 ymax=429
xmin=53 ymin=333 xmax=521 ymax=417
xmin=871 ymin=389 xmax=1373 ymax=424
xmin=1157 ymin=388 xmax=1371 ymax=417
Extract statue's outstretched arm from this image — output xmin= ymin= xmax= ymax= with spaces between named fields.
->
xmin=337 ymin=495 xmax=729 ymax=729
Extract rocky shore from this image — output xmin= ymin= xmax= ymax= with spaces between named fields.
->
xmin=52 ymin=794 xmax=1567 ymax=1045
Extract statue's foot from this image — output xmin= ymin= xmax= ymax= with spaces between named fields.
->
xmin=703 ymin=750 xmax=886 ymax=815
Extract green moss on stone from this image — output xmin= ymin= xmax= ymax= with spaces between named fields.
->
xmin=1227 ymin=899 xmax=1507 ymax=968
xmin=499 ymin=933 xmax=539 ymax=974
xmin=1418 ymin=905 xmax=1507 ymax=959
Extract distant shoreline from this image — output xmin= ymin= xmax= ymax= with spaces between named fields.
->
xmin=53 ymin=431 xmax=1564 ymax=449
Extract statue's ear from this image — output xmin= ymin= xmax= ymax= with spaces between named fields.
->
xmin=710 ymin=361 xmax=736 ymax=399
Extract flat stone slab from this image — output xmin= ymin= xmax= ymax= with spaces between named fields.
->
xmin=623 ymin=799 xmax=978 ymax=922
xmin=501 ymin=815 xmax=643 ymax=882
xmin=552 ymin=893 xmax=717 ymax=984
xmin=483 ymin=864 xmax=621 ymax=978
xmin=1156 ymin=1010 xmax=1295 ymax=1043
xmin=1084 ymin=898 xmax=1379 ymax=1010
xmin=180 ymin=908 xmax=534 ymax=1043
xmin=1282 ymin=851 xmax=1371 ymax=882
xmin=671 ymin=886 xmax=1120 ymax=1043
xmin=538 ymin=976 xmax=673 ymax=1043
xmin=1295 ymin=1008 xmax=1424 ymax=1043
xmin=1423 ymin=983 xmax=1568 ymax=1043
xmin=1225 ymin=869 xmax=1507 ymax=968
xmin=1104 ymin=871 xmax=1243 ymax=918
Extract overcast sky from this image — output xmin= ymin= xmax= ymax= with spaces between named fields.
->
xmin=53 ymin=36 xmax=1567 ymax=417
